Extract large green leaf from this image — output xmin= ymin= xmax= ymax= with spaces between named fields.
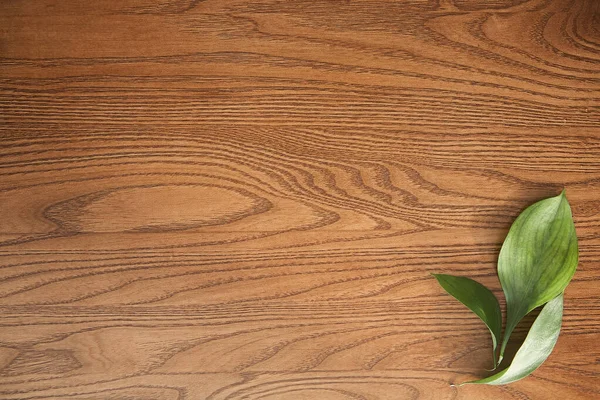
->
xmin=498 ymin=191 xmax=577 ymax=362
xmin=433 ymin=274 xmax=502 ymax=367
xmin=465 ymin=293 xmax=563 ymax=385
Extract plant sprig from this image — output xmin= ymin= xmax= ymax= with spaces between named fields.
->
xmin=434 ymin=191 xmax=578 ymax=385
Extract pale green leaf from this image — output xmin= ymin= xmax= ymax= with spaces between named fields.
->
xmin=433 ymin=274 xmax=502 ymax=367
xmin=465 ymin=293 xmax=563 ymax=385
xmin=498 ymin=191 xmax=577 ymax=362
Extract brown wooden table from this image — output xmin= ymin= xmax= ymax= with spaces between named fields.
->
xmin=1 ymin=0 xmax=599 ymax=399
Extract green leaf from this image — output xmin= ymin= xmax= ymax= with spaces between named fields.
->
xmin=433 ymin=274 xmax=502 ymax=367
xmin=498 ymin=191 xmax=578 ymax=362
xmin=464 ymin=293 xmax=563 ymax=385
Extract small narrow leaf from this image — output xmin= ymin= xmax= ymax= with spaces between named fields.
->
xmin=498 ymin=191 xmax=577 ymax=361
xmin=433 ymin=274 xmax=502 ymax=367
xmin=465 ymin=293 xmax=563 ymax=385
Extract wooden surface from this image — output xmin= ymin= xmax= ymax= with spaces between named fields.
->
xmin=1 ymin=0 xmax=599 ymax=398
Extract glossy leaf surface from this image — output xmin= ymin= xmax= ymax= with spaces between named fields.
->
xmin=466 ymin=294 xmax=563 ymax=385
xmin=498 ymin=191 xmax=577 ymax=361
xmin=433 ymin=274 xmax=502 ymax=367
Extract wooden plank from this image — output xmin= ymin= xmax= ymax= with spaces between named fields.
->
xmin=1 ymin=0 xmax=599 ymax=398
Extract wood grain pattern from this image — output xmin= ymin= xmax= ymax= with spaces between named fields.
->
xmin=1 ymin=0 xmax=599 ymax=398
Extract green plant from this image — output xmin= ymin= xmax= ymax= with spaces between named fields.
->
xmin=434 ymin=190 xmax=578 ymax=385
